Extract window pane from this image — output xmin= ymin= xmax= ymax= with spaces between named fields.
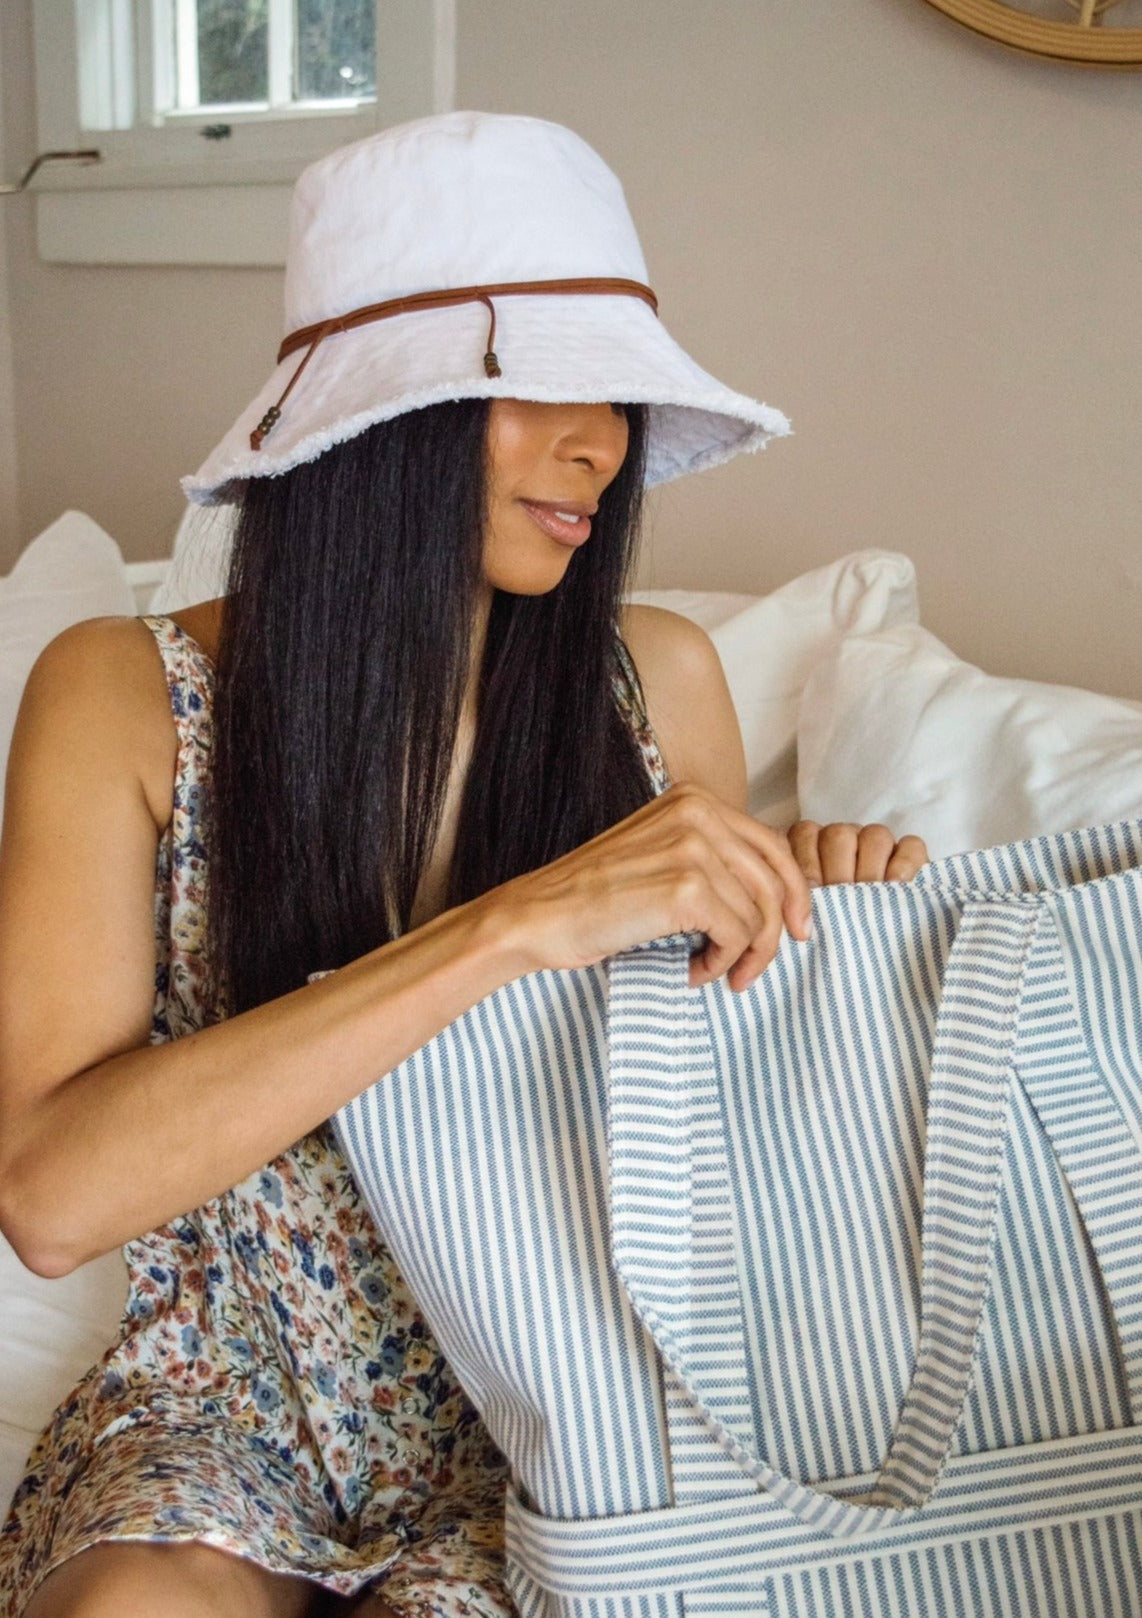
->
xmin=296 ymin=0 xmax=376 ymax=100
xmin=196 ymin=0 xmax=269 ymax=105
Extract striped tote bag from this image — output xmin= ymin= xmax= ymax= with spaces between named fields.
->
xmin=336 ymin=820 xmax=1142 ymax=1618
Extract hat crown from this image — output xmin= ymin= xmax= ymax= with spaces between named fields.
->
xmin=284 ymin=111 xmax=649 ymax=334
xmin=186 ymin=111 xmax=788 ymax=505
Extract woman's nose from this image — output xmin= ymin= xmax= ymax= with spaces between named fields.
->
xmin=557 ymin=403 xmax=630 ymax=478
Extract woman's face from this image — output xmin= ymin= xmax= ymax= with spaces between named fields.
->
xmin=482 ymin=399 xmax=630 ymax=595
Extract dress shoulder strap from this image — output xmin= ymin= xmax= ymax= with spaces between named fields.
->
xmin=614 ymin=635 xmax=670 ymax=796
xmin=613 ymin=637 xmax=648 ymax=724
xmin=140 ymin=614 xmax=215 ymax=759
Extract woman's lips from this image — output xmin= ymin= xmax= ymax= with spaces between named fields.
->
xmin=519 ymin=499 xmax=595 ymax=547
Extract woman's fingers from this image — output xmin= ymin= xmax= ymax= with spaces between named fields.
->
xmin=636 ymin=797 xmax=794 ymax=988
xmin=788 ymin=821 xmax=930 ymax=885
xmin=686 ymin=847 xmax=789 ymax=989
xmin=508 ymin=784 xmax=812 ymax=985
xmin=531 ymin=797 xmax=931 ymax=994
xmin=817 ymin=821 xmax=861 ymax=885
xmin=648 ymin=786 xmax=812 ymax=945
xmin=787 ymin=820 xmax=825 ymax=889
xmin=885 ymin=834 xmax=929 ymax=880
xmin=854 ymin=824 xmax=898 ymax=883
xmin=712 ymin=804 xmax=812 ymax=941
xmin=719 ymin=912 xmax=789 ymax=992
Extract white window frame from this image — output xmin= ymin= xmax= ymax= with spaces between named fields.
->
xmin=162 ymin=0 xmax=378 ymax=120
xmin=30 ymin=0 xmax=455 ymax=266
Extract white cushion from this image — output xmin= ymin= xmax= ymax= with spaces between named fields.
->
xmin=146 ymin=504 xmax=233 ymax=612
xmin=797 ymin=623 xmax=1142 ymax=857
xmin=0 ymin=1240 xmax=128 ymax=1513
xmin=0 ymin=512 xmax=135 ymax=837
xmin=633 ymin=549 xmax=919 ymax=825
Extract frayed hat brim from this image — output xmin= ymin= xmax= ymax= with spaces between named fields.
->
xmin=184 ymin=292 xmax=789 ymax=504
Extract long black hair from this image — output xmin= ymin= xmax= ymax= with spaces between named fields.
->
xmin=208 ymin=398 xmax=654 ymax=1015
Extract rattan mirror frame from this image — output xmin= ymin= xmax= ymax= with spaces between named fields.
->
xmin=919 ymin=0 xmax=1142 ymax=65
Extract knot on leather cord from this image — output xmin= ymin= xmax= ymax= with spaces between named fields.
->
xmin=249 ymin=277 xmax=659 ymax=451
xmin=478 ymin=294 xmax=502 ymax=379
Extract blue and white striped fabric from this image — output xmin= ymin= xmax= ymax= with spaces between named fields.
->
xmin=336 ymin=821 xmax=1142 ymax=1617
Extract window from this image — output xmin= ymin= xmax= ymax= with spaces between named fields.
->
xmin=112 ymin=0 xmax=378 ymax=128
xmin=168 ymin=0 xmax=377 ymax=114
xmin=30 ymin=0 xmax=454 ymax=265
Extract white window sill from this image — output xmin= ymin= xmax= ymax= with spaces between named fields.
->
xmin=31 ymin=125 xmax=358 ymax=266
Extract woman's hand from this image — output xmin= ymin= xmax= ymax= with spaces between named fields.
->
xmin=485 ymin=783 xmax=814 ymax=993
xmin=787 ymin=821 xmax=929 ymax=888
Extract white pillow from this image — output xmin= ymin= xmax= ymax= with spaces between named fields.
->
xmin=797 ymin=623 xmax=1142 ymax=857
xmin=633 ymin=550 xmax=919 ymax=825
xmin=0 ymin=1241 xmax=128 ymax=1513
xmin=0 ymin=512 xmax=135 ymax=834
xmin=147 ymin=503 xmax=233 ymax=612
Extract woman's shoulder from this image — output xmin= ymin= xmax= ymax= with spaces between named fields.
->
xmin=618 ymin=603 xmax=746 ymax=807
xmin=25 ymin=596 xmax=222 ymax=719
xmin=14 ymin=615 xmax=182 ymax=834
xmin=619 ymin=602 xmax=731 ymax=730
xmin=24 ymin=613 xmax=168 ymax=708
xmin=620 ymin=602 xmax=724 ymax=682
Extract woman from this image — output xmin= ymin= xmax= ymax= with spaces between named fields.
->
xmin=0 ymin=113 xmax=925 ymax=1618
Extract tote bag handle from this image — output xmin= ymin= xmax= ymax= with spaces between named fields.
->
xmin=608 ymin=898 xmax=1045 ymax=1536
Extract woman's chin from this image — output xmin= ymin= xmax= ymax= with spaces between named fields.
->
xmin=483 ymin=557 xmax=576 ymax=596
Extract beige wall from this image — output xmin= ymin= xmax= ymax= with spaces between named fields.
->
xmin=0 ymin=10 xmax=22 ymax=547
xmin=2 ymin=0 xmax=1140 ymax=697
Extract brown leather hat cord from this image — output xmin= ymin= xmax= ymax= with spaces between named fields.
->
xmin=250 ymin=277 xmax=660 ymax=451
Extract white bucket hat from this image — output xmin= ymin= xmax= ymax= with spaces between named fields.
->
xmin=183 ymin=111 xmax=790 ymax=504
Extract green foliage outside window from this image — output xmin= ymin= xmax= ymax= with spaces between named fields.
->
xmin=298 ymin=0 xmax=376 ymax=99
xmin=197 ymin=0 xmax=268 ymax=104
xmin=194 ymin=0 xmax=375 ymax=106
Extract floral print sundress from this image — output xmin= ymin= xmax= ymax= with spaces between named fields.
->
xmin=0 ymin=615 xmax=669 ymax=1617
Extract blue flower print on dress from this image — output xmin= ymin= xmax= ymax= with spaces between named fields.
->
xmin=360 ymin=1271 xmax=390 ymax=1307
xmin=312 ymin=1363 xmax=338 ymax=1399
xmin=258 ymin=1169 xmax=284 ymax=1208
xmin=252 ymin=1377 xmax=283 ymax=1415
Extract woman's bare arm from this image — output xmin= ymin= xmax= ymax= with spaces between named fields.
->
xmin=0 ymin=619 xmax=529 ymax=1276
xmin=0 ymin=616 xmax=811 ymax=1278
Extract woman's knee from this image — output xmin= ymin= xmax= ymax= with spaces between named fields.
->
xmin=20 ymin=1540 xmax=320 ymax=1618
